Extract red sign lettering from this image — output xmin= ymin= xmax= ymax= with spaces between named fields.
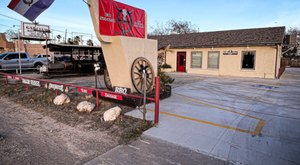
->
xmin=100 ymin=91 xmax=123 ymax=100
xmin=13 ymin=76 xmax=21 ymax=80
xmin=77 ymin=88 xmax=92 ymax=95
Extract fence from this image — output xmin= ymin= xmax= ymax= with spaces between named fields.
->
xmin=0 ymin=72 xmax=160 ymax=124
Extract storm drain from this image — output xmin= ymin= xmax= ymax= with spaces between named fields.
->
xmin=0 ymin=134 xmax=6 ymax=141
xmin=252 ymin=84 xmax=279 ymax=89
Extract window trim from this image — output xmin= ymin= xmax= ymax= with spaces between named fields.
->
xmin=190 ymin=51 xmax=203 ymax=69
xmin=241 ymin=51 xmax=256 ymax=70
xmin=207 ymin=51 xmax=220 ymax=69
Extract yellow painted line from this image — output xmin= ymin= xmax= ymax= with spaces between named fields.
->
xmin=148 ymin=109 xmax=253 ymax=134
xmin=253 ymin=119 xmax=265 ymax=135
xmin=150 ymin=93 xmax=266 ymax=135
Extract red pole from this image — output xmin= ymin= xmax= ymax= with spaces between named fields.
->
xmin=96 ymin=90 xmax=99 ymax=108
xmin=56 ymin=90 xmax=58 ymax=96
xmin=26 ymin=85 xmax=29 ymax=92
xmin=154 ymin=76 xmax=160 ymax=125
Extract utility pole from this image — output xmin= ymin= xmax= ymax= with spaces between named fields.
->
xmin=13 ymin=24 xmax=22 ymax=74
xmin=64 ymin=29 xmax=67 ymax=43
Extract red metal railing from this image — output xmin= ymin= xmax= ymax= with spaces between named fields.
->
xmin=0 ymin=72 xmax=160 ymax=124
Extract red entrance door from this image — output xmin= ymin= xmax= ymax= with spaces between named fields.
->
xmin=177 ymin=52 xmax=186 ymax=72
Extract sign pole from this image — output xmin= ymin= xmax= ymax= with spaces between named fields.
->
xmin=142 ymin=70 xmax=147 ymax=120
xmin=18 ymin=28 xmax=22 ymax=74
xmin=96 ymin=90 xmax=99 ymax=108
xmin=154 ymin=77 xmax=160 ymax=125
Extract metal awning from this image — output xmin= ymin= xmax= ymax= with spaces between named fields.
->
xmin=43 ymin=43 xmax=102 ymax=52
xmin=11 ymin=36 xmax=51 ymax=41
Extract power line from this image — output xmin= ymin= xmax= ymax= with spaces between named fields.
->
xmin=0 ymin=13 xmax=98 ymax=40
xmin=0 ymin=13 xmax=22 ymax=22
xmin=0 ymin=23 xmax=12 ymax=28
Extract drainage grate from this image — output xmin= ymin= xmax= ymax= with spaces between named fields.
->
xmin=252 ymin=84 xmax=279 ymax=89
xmin=0 ymin=134 xmax=5 ymax=141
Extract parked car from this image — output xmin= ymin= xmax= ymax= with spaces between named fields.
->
xmin=0 ymin=52 xmax=48 ymax=70
xmin=34 ymin=54 xmax=51 ymax=60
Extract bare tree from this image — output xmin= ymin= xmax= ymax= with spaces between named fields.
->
xmin=150 ymin=21 xmax=170 ymax=35
xmin=287 ymin=27 xmax=300 ymax=43
xmin=284 ymin=27 xmax=300 ymax=56
xmin=167 ymin=19 xmax=198 ymax=34
xmin=149 ymin=19 xmax=199 ymax=35
xmin=5 ymin=29 xmax=17 ymax=41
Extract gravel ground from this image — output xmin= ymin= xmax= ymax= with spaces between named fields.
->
xmin=0 ymin=78 xmax=152 ymax=164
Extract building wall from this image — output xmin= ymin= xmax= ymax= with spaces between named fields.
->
xmin=13 ymin=41 xmax=52 ymax=57
xmin=164 ymin=46 xmax=280 ymax=79
xmin=26 ymin=44 xmax=53 ymax=56
xmin=0 ymin=33 xmax=14 ymax=53
xmin=1 ymin=33 xmax=52 ymax=56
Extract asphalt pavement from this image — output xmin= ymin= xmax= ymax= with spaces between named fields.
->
xmin=127 ymin=68 xmax=300 ymax=165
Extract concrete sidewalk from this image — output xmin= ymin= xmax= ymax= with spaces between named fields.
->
xmin=84 ymin=136 xmax=229 ymax=165
xmin=127 ymin=68 xmax=300 ymax=165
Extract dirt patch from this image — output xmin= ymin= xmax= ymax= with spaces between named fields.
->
xmin=0 ymin=79 xmax=152 ymax=144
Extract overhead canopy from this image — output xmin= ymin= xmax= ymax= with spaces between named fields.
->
xmin=43 ymin=43 xmax=102 ymax=52
xmin=11 ymin=36 xmax=51 ymax=41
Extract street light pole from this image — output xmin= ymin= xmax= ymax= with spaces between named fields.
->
xmin=13 ymin=24 xmax=22 ymax=74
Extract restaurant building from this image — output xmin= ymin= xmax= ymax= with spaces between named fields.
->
xmin=149 ymin=26 xmax=286 ymax=79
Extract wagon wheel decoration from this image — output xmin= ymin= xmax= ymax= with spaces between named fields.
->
xmin=104 ymin=69 xmax=113 ymax=90
xmin=131 ymin=57 xmax=154 ymax=94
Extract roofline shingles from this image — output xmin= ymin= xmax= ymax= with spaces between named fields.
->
xmin=148 ymin=26 xmax=285 ymax=50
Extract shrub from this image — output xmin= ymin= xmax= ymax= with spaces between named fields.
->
xmin=158 ymin=69 xmax=174 ymax=91
xmin=160 ymin=63 xmax=172 ymax=69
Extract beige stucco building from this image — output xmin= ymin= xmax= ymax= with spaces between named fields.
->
xmin=149 ymin=27 xmax=286 ymax=79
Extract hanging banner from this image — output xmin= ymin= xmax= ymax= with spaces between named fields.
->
xmin=99 ymin=0 xmax=145 ymax=38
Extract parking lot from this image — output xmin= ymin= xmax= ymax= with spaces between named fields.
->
xmin=127 ymin=68 xmax=300 ymax=165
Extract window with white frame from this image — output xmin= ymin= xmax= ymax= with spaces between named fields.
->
xmin=242 ymin=51 xmax=255 ymax=69
xmin=208 ymin=51 xmax=220 ymax=69
xmin=191 ymin=51 xmax=202 ymax=68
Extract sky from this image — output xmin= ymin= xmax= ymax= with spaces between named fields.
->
xmin=0 ymin=0 xmax=300 ymax=44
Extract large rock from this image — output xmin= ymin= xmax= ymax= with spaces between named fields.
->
xmin=53 ymin=94 xmax=70 ymax=105
xmin=103 ymin=106 xmax=122 ymax=121
xmin=77 ymin=101 xmax=95 ymax=113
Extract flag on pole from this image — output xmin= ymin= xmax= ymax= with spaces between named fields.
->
xmin=7 ymin=0 xmax=55 ymax=22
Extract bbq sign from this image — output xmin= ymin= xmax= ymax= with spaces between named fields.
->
xmin=99 ymin=0 xmax=145 ymax=38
